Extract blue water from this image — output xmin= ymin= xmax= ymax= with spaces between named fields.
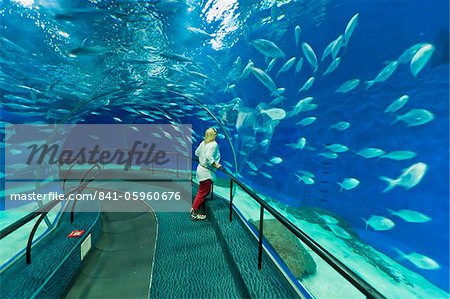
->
xmin=1 ymin=0 xmax=449 ymax=294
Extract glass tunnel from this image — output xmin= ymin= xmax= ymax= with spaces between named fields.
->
xmin=0 ymin=0 xmax=449 ymax=298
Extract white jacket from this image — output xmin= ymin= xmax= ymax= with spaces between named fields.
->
xmin=195 ymin=140 xmax=221 ymax=182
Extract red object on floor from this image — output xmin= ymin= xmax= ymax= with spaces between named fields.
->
xmin=192 ymin=179 xmax=212 ymax=210
xmin=67 ymin=230 xmax=85 ymax=238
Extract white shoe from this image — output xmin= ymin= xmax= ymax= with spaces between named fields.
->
xmin=191 ymin=213 xmax=207 ymax=221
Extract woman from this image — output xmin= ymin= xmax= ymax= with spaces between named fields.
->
xmin=191 ymin=127 xmax=221 ymax=220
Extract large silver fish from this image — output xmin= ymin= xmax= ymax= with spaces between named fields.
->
xmin=251 ymin=39 xmax=285 ymax=58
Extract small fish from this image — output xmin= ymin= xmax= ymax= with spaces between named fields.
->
xmin=277 ymin=87 xmax=286 ymax=95
xmin=393 ymin=248 xmax=440 ymax=270
xmin=343 ymin=13 xmax=359 ymax=45
xmin=238 ymin=150 xmax=248 ymax=156
xmin=287 ymin=137 xmax=306 ymax=150
xmin=391 ymin=109 xmax=434 ymax=127
xmin=260 ymin=139 xmax=270 ymax=146
xmin=277 ymin=57 xmax=296 ymax=77
xmin=297 ymin=170 xmax=315 ymax=178
xmin=328 ymin=224 xmax=352 ymax=240
xmin=379 ymin=162 xmax=427 ymax=192
xmin=386 ymin=209 xmax=431 ymax=223
xmin=302 ymin=43 xmax=318 ymax=72
xmin=138 ymin=109 xmax=152 ymax=116
xmin=270 ymin=157 xmax=283 ymax=164
xmin=336 ymin=79 xmax=360 ymax=93
xmin=70 ymin=46 xmax=111 ymax=56
xmin=295 ymin=25 xmax=301 ymax=47
xmin=314 ymin=212 xmax=339 ymax=224
xmin=206 ymin=55 xmax=221 ymax=71
xmin=89 ymin=135 xmax=99 ymax=140
xmin=251 ymin=39 xmax=285 ymax=58
xmin=356 ymin=148 xmax=385 ymax=158
xmin=258 ymin=107 xmax=286 ymax=121
xmin=55 ymin=108 xmax=70 ymax=114
xmin=397 ymin=43 xmax=428 ymax=64
xmin=291 ymin=97 xmax=317 ymax=116
xmin=338 ymin=178 xmax=360 ymax=191
xmin=113 ymin=117 xmax=123 ymax=123
xmin=266 ymin=58 xmax=277 ymax=73
xmin=410 ymin=43 xmax=435 ymax=77
xmin=331 ymin=35 xmax=344 ymax=59
xmin=163 ymin=131 xmax=173 ymax=140
xmin=363 ymin=215 xmax=395 ymax=231
xmin=7 ymin=163 xmax=30 ymax=172
xmin=323 ymin=57 xmax=341 ymax=76
xmin=246 ymin=161 xmax=258 ymax=171
xmin=298 ymin=77 xmax=315 ymax=93
xmin=160 ymin=52 xmax=191 ymax=62
xmin=321 ymin=40 xmax=335 ymax=61
xmin=186 ymin=26 xmax=213 ymax=39
xmin=295 ymin=57 xmax=304 ymax=74
xmin=385 ymin=95 xmax=409 ymax=113
xmin=223 ymin=161 xmax=233 ymax=168
xmin=188 ymin=70 xmax=209 ymax=80
xmin=366 ymin=61 xmax=399 ymax=89
xmin=325 ymin=144 xmax=349 ymax=153
xmin=380 ymin=151 xmax=416 ymax=161
xmin=260 ymin=171 xmax=273 ymax=179
xmin=296 ymin=116 xmax=317 ymax=126
xmin=295 ymin=174 xmax=315 ymax=185
xmin=130 ymin=126 xmax=139 ymax=132
xmin=330 ymin=121 xmax=350 ymax=131
xmin=2 ymin=102 xmax=38 ymax=111
xmin=227 ymin=84 xmax=237 ymax=94
xmin=250 ymin=66 xmax=279 ymax=95
xmin=318 ymin=152 xmax=338 ymax=159
xmin=9 ymin=149 xmax=22 ymax=155
xmin=240 ymin=60 xmax=254 ymax=80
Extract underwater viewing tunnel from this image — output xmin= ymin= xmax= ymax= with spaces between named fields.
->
xmin=0 ymin=0 xmax=449 ymax=298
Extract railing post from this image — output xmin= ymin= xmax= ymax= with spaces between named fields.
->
xmin=258 ymin=205 xmax=264 ymax=270
xmin=176 ymin=152 xmax=179 ymax=178
xmin=229 ymin=179 xmax=233 ymax=222
xmin=125 ymin=150 xmax=131 ymax=171
xmin=210 ymin=183 xmax=214 ymax=200
xmin=26 ymin=213 xmax=47 ymax=264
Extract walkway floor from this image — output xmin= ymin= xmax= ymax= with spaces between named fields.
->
xmin=64 ymin=199 xmax=156 ymax=299
xmin=149 ymin=203 xmax=245 ymax=298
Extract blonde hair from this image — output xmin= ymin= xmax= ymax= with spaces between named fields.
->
xmin=204 ymin=127 xmax=217 ymax=143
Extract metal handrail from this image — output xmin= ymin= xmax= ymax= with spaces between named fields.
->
xmin=61 ymin=158 xmax=104 ymax=193
xmin=191 ymin=156 xmax=385 ymax=299
xmin=0 ymin=181 xmax=91 ymax=241
xmin=70 ymin=163 xmax=101 ymax=223
xmin=59 ymin=149 xmax=187 ymax=174
xmin=1 ymin=158 xmax=101 ymax=264
xmin=0 ymin=181 xmax=92 ymax=264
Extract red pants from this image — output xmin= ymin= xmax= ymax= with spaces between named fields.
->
xmin=192 ymin=179 xmax=212 ymax=210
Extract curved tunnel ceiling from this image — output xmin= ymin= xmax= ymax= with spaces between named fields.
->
xmin=1 ymin=0 xmax=271 ymax=173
